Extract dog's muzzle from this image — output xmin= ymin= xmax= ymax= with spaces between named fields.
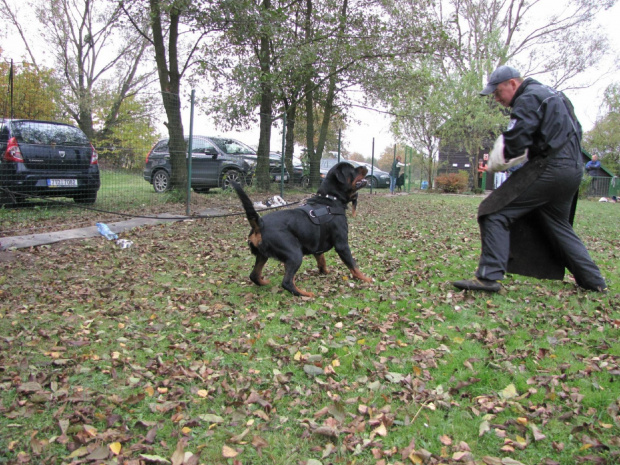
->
xmin=355 ymin=179 xmax=368 ymax=189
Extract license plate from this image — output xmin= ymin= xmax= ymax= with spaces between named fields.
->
xmin=275 ymin=175 xmax=288 ymax=181
xmin=47 ymin=179 xmax=78 ymax=187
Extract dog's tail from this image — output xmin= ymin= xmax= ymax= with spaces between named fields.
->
xmin=231 ymin=181 xmax=262 ymax=246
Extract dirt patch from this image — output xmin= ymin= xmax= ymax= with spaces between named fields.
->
xmin=0 ymin=250 xmax=36 ymax=264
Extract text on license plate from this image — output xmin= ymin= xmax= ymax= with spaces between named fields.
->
xmin=47 ymin=179 xmax=78 ymax=187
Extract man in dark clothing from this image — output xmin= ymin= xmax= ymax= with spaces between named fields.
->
xmin=453 ymin=65 xmax=607 ymax=293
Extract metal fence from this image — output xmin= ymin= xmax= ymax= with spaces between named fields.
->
xmin=585 ymin=176 xmax=618 ymax=198
xmin=437 ymin=166 xmax=619 ymax=198
xmin=0 ymin=88 xmax=320 ymax=237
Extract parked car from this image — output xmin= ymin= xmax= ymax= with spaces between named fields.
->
xmin=242 ymin=151 xmax=290 ymax=183
xmin=350 ymin=161 xmax=391 ymax=188
xmin=317 ymin=158 xmax=390 ymax=188
xmin=0 ymin=119 xmax=100 ymax=205
xmin=143 ymin=135 xmax=255 ymax=193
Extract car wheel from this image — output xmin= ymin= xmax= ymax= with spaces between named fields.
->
xmin=301 ymin=175 xmax=310 ymax=189
xmin=221 ymin=169 xmax=244 ymax=189
xmin=366 ymin=176 xmax=378 ymax=189
xmin=152 ymin=170 xmax=170 ymax=193
xmin=74 ymin=191 xmax=97 ymax=204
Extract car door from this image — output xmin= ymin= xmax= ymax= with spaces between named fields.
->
xmin=190 ymin=137 xmax=222 ymax=187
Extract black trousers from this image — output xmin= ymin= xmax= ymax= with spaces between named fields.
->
xmin=476 ymin=157 xmax=606 ymax=290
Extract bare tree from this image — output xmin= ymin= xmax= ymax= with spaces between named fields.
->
xmin=1 ymin=0 xmax=153 ymax=141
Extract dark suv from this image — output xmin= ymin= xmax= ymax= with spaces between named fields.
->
xmin=0 ymin=119 xmax=100 ymax=205
xmin=143 ymin=136 xmax=258 ymax=193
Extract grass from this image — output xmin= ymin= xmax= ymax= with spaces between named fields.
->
xmin=0 ymin=170 xmax=309 ymax=236
xmin=0 ymin=191 xmax=618 ymax=465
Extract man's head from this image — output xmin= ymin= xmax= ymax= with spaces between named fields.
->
xmin=592 ymin=154 xmax=599 ymax=161
xmin=480 ymin=65 xmax=523 ymax=107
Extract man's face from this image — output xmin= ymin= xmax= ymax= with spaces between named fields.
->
xmin=493 ymin=79 xmax=519 ymax=107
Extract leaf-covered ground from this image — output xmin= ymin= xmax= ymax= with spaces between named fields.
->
xmin=0 ymin=192 xmax=618 ymax=465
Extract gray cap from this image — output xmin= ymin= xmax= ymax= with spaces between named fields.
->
xmin=480 ymin=66 xmax=521 ymax=95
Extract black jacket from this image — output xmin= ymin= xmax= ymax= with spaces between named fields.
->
xmin=504 ymin=78 xmax=582 ymax=162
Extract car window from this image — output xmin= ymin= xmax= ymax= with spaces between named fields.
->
xmin=191 ymin=138 xmax=217 ymax=153
xmin=210 ymin=137 xmax=254 ymax=155
xmin=154 ymin=140 xmax=169 ymax=152
xmin=0 ymin=125 xmax=9 ymax=142
xmin=11 ymin=121 xmax=90 ymax=146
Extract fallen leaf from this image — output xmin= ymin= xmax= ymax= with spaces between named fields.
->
xmin=171 ymin=438 xmax=186 ymax=465
xmin=139 ymin=454 xmax=171 ymax=464
xmin=222 ymin=445 xmax=239 ymax=458
xmin=303 ymin=364 xmax=324 ymax=376
xmin=371 ymin=423 xmax=388 ymax=437
xmin=109 ymin=442 xmax=122 ymax=455
xmin=500 ymin=384 xmax=518 ymax=400
xmin=531 ymin=424 xmax=546 ymax=441
xmin=482 ymin=457 xmax=503 ymax=465
xmin=501 ymin=458 xmax=527 ymax=465
xmin=479 ymin=420 xmax=491 ymax=437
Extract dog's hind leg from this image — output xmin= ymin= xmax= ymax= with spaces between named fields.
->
xmin=281 ymin=254 xmax=314 ymax=297
xmin=314 ymin=253 xmax=329 ymax=274
xmin=249 ymin=254 xmax=270 ymax=286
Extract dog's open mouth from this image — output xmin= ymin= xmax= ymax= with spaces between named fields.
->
xmin=355 ymin=179 xmax=368 ymax=189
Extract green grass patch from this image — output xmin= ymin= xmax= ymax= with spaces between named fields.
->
xmin=0 ymin=192 xmax=618 ymax=464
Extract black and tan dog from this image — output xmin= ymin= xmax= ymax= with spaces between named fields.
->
xmin=232 ymin=162 xmax=372 ymax=297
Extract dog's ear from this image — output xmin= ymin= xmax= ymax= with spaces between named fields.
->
xmin=334 ymin=164 xmax=350 ymax=185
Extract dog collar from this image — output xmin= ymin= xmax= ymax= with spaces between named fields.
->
xmin=315 ymin=193 xmax=338 ymax=201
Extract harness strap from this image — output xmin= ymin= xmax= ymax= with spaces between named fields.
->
xmin=298 ymin=203 xmax=346 ymax=254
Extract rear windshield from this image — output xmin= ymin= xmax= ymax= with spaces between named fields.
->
xmin=10 ymin=121 xmax=90 ymax=146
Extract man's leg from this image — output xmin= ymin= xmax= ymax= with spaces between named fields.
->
xmin=458 ymin=159 xmax=606 ymax=291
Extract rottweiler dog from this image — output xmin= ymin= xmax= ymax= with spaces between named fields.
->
xmin=233 ymin=162 xmax=372 ymax=297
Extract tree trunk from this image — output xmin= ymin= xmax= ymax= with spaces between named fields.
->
xmin=254 ymin=0 xmax=274 ymax=191
xmin=284 ymin=102 xmax=297 ymax=182
xmin=150 ymin=0 xmax=186 ymax=190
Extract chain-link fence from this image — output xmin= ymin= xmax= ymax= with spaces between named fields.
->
xmin=0 ymin=83 xmax=318 ymax=237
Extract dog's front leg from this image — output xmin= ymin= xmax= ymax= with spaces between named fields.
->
xmin=334 ymin=244 xmax=372 ymax=283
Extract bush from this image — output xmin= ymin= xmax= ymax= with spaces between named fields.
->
xmin=579 ymin=175 xmax=592 ymax=199
xmin=435 ymin=171 xmax=469 ymax=193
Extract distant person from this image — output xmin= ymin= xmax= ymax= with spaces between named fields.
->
xmin=453 ymin=65 xmax=607 ymax=293
xmin=389 ymin=156 xmax=403 ymax=195
xmin=585 ymin=154 xmax=603 ymax=177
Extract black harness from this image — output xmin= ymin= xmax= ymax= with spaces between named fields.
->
xmin=297 ymin=203 xmax=346 ymax=225
xmin=297 ymin=195 xmax=347 ymax=254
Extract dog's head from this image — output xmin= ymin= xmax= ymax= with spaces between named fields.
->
xmin=319 ymin=162 xmax=368 ymax=214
